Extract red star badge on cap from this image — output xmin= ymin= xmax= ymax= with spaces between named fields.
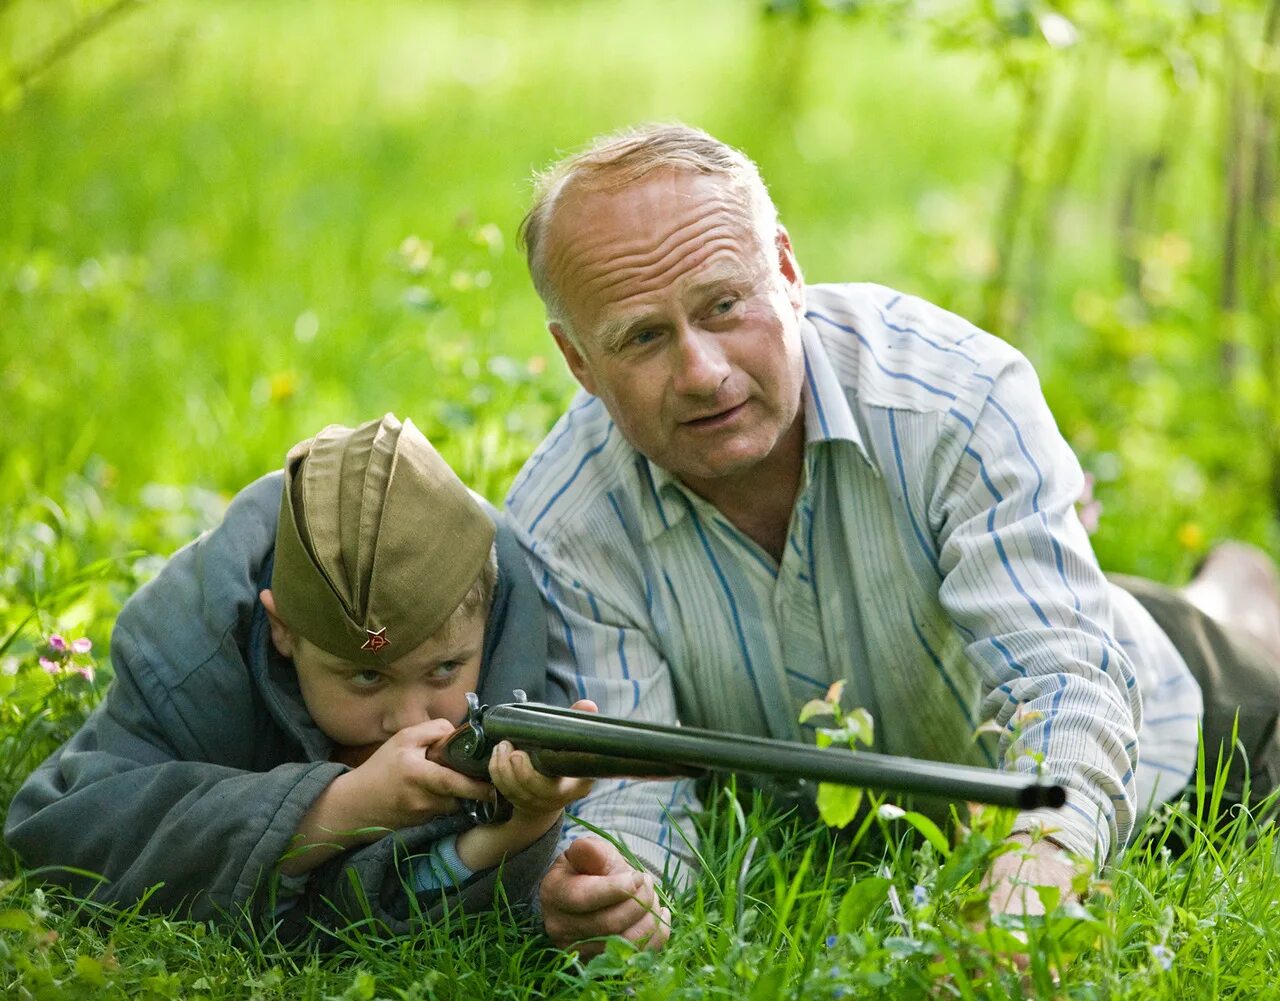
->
xmin=361 ymin=627 xmax=390 ymax=653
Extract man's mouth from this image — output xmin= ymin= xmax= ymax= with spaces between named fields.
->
xmin=681 ymin=401 xmax=747 ymax=430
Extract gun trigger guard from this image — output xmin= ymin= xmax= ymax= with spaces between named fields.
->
xmin=463 ymin=789 xmax=514 ymax=826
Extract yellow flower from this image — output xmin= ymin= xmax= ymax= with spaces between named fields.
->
xmin=1176 ymin=522 xmax=1204 ymax=550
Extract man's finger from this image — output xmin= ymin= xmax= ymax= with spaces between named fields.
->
xmin=544 ymin=866 xmax=649 ymax=918
xmin=562 ymin=836 xmax=625 ymax=878
xmin=543 ymin=887 xmax=657 ymax=946
xmin=621 ymin=903 xmax=671 ymax=950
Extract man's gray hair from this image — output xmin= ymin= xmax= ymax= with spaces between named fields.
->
xmin=518 ymin=123 xmax=779 ymax=339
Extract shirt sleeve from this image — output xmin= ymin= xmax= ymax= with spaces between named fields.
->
xmin=528 ymin=541 xmax=701 ymax=886
xmin=929 ymin=347 xmax=1141 ymax=861
xmin=411 ymin=834 xmax=476 ymax=891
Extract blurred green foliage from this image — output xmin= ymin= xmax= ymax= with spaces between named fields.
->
xmin=0 ymin=1 xmax=1278 ymax=993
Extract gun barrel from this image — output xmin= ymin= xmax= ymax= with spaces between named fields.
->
xmin=479 ymin=703 xmax=1065 ymax=811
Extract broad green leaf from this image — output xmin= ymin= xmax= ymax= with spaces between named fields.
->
xmin=837 ymin=876 xmax=891 ymax=933
xmin=816 ymin=782 xmax=862 ymax=828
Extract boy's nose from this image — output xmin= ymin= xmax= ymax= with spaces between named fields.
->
xmin=382 ymin=700 xmax=433 ymax=736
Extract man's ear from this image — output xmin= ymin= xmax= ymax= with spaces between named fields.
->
xmin=550 ymin=322 xmax=599 ymax=397
xmin=258 ymin=589 xmax=297 ymax=658
xmin=775 ymin=226 xmax=805 ymax=314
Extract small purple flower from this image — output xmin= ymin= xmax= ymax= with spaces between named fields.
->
xmin=75 ymin=665 xmax=96 ymax=683
xmin=39 ymin=657 xmax=61 ymax=675
xmin=1149 ymin=943 xmax=1173 ymax=971
xmin=47 ymin=634 xmax=68 ymax=653
xmin=912 ymin=884 xmax=928 ymax=908
xmin=825 ymin=934 xmax=838 ymax=948
xmin=71 ymin=637 xmax=92 ymax=654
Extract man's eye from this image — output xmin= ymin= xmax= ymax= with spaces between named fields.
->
xmin=629 ymin=329 xmax=659 ymax=347
xmin=711 ymin=297 xmax=738 ymax=316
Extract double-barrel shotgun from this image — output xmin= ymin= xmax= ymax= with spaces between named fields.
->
xmin=429 ymin=692 xmax=1066 ymax=823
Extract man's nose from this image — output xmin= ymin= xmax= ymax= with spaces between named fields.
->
xmin=670 ymin=325 xmax=730 ymax=396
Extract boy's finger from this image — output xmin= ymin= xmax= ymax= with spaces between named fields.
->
xmin=399 ymin=717 xmax=461 ymax=747
xmin=414 ymin=759 xmax=493 ymax=801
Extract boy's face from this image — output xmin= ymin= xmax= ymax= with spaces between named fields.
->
xmin=262 ymin=589 xmax=484 ymax=749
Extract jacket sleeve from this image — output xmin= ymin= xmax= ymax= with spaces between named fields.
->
xmin=281 ymin=815 xmax=562 ymax=940
xmin=3 ymin=640 xmax=347 ymax=921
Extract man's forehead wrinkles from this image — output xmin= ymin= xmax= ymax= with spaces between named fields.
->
xmin=591 ymin=236 xmax=743 ymax=302
xmin=552 ymin=181 xmax=745 ymax=275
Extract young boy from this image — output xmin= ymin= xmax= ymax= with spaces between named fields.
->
xmin=5 ymin=414 xmax=589 ymax=937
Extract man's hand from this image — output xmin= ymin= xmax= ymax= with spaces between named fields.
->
xmin=983 ymin=833 xmax=1076 ymax=919
xmin=978 ymin=832 xmax=1078 ymax=980
xmin=540 ymin=837 xmax=671 ymax=957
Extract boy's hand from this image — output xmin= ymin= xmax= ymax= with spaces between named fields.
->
xmin=487 ymin=695 xmax=598 ymax=821
xmin=487 ymin=740 xmax=593 ymax=821
xmin=334 ymin=718 xmax=495 ymax=833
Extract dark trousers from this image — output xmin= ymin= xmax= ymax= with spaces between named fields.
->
xmin=1112 ymin=574 xmax=1280 ymax=809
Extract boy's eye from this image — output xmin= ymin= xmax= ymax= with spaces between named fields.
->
xmin=349 ymin=670 xmax=384 ymax=688
xmin=429 ymin=660 xmax=463 ymax=681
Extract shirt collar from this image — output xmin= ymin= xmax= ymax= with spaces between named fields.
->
xmin=797 ymin=313 xmax=872 ymax=461
xmin=636 ymin=314 xmax=875 ymax=542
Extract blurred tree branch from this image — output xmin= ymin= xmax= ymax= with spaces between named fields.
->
xmin=2 ymin=0 xmax=148 ymax=107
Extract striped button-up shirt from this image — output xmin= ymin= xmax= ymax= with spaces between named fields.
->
xmin=506 ymin=283 xmax=1201 ymax=877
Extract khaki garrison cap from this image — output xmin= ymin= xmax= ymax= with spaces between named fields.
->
xmin=271 ymin=414 xmax=495 ymax=666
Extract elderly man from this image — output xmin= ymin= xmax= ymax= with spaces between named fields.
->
xmin=505 ymin=123 xmax=1280 ymax=953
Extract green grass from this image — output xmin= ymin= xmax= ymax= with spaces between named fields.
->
xmin=2 ymin=0 xmax=1278 ymax=997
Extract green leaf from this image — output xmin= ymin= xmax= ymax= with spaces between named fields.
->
xmin=798 ymin=698 xmax=834 ymax=724
xmin=846 ymin=707 xmax=874 ymax=746
xmin=1034 ymin=883 xmax=1061 ymax=914
xmin=899 ymin=811 xmax=951 ymax=859
xmin=0 ymin=909 xmax=33 ymax=932
xmin=75 ymin=955 xmax=107 ymax=987
xmin=748 ymin=966 xmax=786 ymax=1000
xmin=816 ymin=782 xmax=862 ymax=828
xmin=837 ymin=876 xmax=891 ymax=933
xmin=342 ymin=971 xmax=377 ymax=1001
